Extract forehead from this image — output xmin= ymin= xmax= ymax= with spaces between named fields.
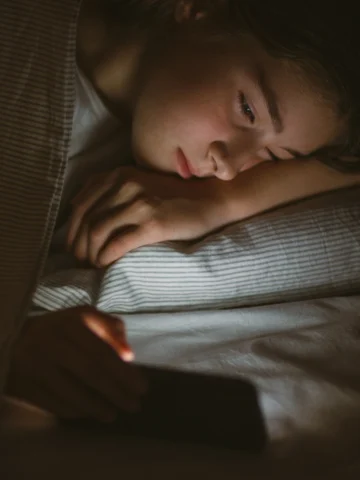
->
xmin=163 ymin=29 xmax=343 ymax=151
xmin=211 ymin=34 xmax=342 ymax=151
xmin=261 ymin=55 xmax=342 ymax=152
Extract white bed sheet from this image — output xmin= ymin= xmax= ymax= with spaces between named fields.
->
xmin=120 ymin=295 xmax=360 ymax=475
xmin=3 ymin=295 xmax=360 ymax=479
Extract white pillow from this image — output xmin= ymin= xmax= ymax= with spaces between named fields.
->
xmin=32 ymin=187 xmax=360 ymax=314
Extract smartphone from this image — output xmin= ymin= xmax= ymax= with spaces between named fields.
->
xmin=65 ymin=365 xmax=267 ymax=452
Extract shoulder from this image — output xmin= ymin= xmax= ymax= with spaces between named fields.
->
xmin=77 ymin=0 xmax=114 ymax=75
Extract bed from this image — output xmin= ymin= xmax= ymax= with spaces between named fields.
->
xmin=2 ymin=294 xmax=360 ymax=479
xmin=0 ymin=187 xmax=356 ymax=478
xmin=1 ymin=0 xmax=360 ymax=476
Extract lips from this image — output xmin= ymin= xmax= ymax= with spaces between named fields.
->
xmin=177 ymin=148 xmax=193 ymax=179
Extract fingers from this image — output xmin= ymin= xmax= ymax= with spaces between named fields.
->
xmin=51 ymin=337 xmax=142 ymax=415
xmin=67 ymin=169 xmax=119 ymax=247
xmin=6 ymin=307 xmax=149 ymax=422
xmin=62 ymin=309 xmax=148 ymax=396
xmin=85 ymin=198 xmax=159 ymax=265
xmin=71 ymin=176 xmax=96 ymax=205
xmin=69 ymin=221 xmax=90 ymax=263
xmin=67 ymin=168 xmax=189 ymax=264
xmin=50 ymin=309 xmax=147 ymax=417
xmin=68 ymin=179 xmax=144 ymax=262
xmin=97 ymin=223 xmax=160 ymax=266
xmin=83 ymin=312 xmax=134 ymax=362
xmin=7 ymin=338 xmax=119 ymax=421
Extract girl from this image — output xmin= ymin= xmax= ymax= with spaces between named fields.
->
xmin=66 ymin=0 xmax=360 ymax=267
xmin=3 ymin=0 xmax=360 ymax=421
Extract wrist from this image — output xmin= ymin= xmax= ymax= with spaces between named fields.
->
xmin=199 ymin=158 xmax=360 ymax=230
xmin=197 ymin=162 xmax=286 ymax=227
xmin=197 ymin=177 xmax=247 ymax=230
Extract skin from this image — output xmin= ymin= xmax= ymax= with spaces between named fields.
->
xmin=6 ymin=307 xmax=148 ymax=420
xmin=64 ymin=0 xmax=351 ymax=267
xmin=6 ymin=0 xmax=355 ymax=418
xmin=131 ymin=33 xmax=341 ymax=180
xmin=78 ymin=0 xmax=343 ymax=182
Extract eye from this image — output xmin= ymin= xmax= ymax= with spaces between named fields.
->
xmin=238 ymin=92 xmax=255 ymax=124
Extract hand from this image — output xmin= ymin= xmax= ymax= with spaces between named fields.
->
xmin=67 ymin=167 xmax=224 ymax=267
xmin=5 ymin=307 xmax=148 ymax=421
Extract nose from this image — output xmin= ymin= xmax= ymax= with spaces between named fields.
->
xmin=209 ymin=141 xmax=237 ymax=181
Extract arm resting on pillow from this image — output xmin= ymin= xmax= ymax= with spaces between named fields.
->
xmin=66 ymin=157 xmax=360 ymax=267
xmin=209 ymin=158 xmax=360 ymax=226
xmin=33 ymin=187 xmax=360 ymax=314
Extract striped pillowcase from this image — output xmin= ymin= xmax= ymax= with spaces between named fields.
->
xmin=32 ymin=187 xmax=360 ymax=314
xmin=0 ymin=0 xmax=79 ymax=389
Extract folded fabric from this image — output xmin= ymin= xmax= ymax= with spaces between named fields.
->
xmin=32 ymin=187 xmax=360 ymax=314
xmin=0 ymin=0 xmax=79 ymax=390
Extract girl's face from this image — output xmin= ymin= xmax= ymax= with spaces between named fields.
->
xmin=131 ymin=17 xmax=343 ymax=180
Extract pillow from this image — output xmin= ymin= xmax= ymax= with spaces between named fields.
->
xmin=32 ymin=187 xmax=360 ymax=314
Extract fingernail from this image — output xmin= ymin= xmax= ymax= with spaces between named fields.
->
xmin=120 ymin=349 xmax=135 ymax=363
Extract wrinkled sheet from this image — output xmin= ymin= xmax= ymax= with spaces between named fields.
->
xmin=120 ymin=295 xmax=360 ymax=473
xmin=2 ymin=296 xmax=360 ymax=479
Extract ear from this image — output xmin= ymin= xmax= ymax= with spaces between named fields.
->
xmin=174 ymin=1 xmax=207 ymax=23
xmin=174 ymin=1 xmax=228 ymax=24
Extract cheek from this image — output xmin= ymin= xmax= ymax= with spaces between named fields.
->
xmin=167 ymin=88 xmax=233 ymax=146
xmin=176 ymin=108 xmax=228 ymax=144
xmin=132 ymin=64 xmax=233 ymax=168
xmin=135 ymin=91 xmax=229 ymax=149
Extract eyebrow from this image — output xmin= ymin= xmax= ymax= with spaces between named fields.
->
xmin=256 ymin=67 xmax=314 ymax=159
xmin=257 ymin=67 xmax=284 ymax=134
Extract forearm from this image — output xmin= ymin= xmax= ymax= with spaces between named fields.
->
xmin=33 ymin=186 xmax=360 ymax=314
xmin=209 ymin=158 xmax=360 ymax=225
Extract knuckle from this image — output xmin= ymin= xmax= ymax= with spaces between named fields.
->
xmin=134 ymin=196 xmax=158 ymax=213
xmin=88 ymin=218 xmax=106 ymax=240
xmin=120 ymin=180 xmax=142 ymax=198
xmin=134 ymin=197 xmax=149 ymax=210
xmin=135 ymin=201 xmax=150 ymax=217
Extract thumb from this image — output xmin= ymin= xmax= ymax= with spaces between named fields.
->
xmin=83 ymin=312 xmax=134 ymax=362
xmin=97 ymin=224 xmax=162 ymax=266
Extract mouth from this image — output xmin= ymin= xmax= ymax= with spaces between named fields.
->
xmin=176 ymin=148 xmax=195 ymax=179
